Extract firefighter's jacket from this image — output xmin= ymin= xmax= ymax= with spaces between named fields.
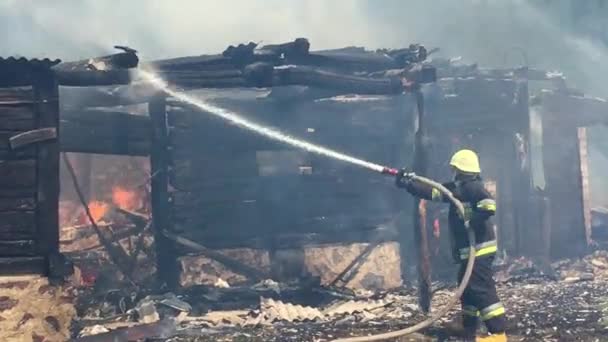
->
xmin=397 ymin=174 xmax=497 ymax=262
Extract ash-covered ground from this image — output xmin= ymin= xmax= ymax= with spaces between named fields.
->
xmin=73 ymin=251 xmax=608 ymax=342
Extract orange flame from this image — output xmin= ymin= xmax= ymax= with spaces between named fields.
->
xmin=112 ymin=186 xmax=139 ymax=211
xmin=88 ymin=201 xmax=109 ymax=223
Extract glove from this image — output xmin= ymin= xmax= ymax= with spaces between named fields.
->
xmin=395 ymin=169 xmax=414 ymax=188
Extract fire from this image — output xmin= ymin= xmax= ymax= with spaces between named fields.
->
xmin=88 ymin=201 xmax=109 ymax=223
xmin=112 ymin=186 xmax=139 ymax=211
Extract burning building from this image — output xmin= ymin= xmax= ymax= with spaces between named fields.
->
xmin=0 ymin=39 xmax=607 ymax=341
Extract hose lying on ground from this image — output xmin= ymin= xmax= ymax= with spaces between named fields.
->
xmin=331 ymin=174 xmax=477 ymax=342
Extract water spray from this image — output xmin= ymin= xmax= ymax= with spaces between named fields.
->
xmin=138 ymin=70 xmax=477 ymax=341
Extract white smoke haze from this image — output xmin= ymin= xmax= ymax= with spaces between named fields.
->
xmin=1 ymin=0 xmax=607 ymax=95
xmin=2 ymin=0 xmax=607 ymax=204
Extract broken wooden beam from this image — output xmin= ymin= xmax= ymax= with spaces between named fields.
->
xmin=53 ymin=50 xmax=139 ymax=72
xmin=9 ymin=127 xmax=57 ymax=150
xmin=149 ymin=95 xmax=180 ymax=289
xmin=411 ymin=90 xmax=432 ymax=313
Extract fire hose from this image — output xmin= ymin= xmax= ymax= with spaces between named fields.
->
xmin=330 ymin=167 xmax=477 ymax=342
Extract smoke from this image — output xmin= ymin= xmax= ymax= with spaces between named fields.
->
xmin=2 ymin=0 xmax=607 ymax=93
xmin=3 ymin=1 xmax=607 ymax=196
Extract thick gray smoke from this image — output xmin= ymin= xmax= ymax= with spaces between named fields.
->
xmin=1 ymin=0 xmax=606 ymax=95
xmin=2 ymin=0 xmax=606 ymax=204
xmin=2 ymin=0 xmax=607 ymax=95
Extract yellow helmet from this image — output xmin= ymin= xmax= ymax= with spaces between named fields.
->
xmin=450 ymin=149 xmax=481 ymax=173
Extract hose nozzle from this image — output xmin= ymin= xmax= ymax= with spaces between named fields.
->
xmin=381 ymin=167 xmax=399 ymax=176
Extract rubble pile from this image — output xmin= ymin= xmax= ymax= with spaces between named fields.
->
xmin=67 ymin=252 xmax=608 ymax=341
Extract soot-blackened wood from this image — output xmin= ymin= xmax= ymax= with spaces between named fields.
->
xmin=59 ymin=84 xmax=161 ymax=109
xmin=0 ymin=211 xmax=36 ymax=239
xmin=60 ymin=110 xmax=152 ymax=156
xmin=0 ymin=160 xmax=36 ymax=187
xmin=54 ymin=51 xmax=139 ymax=72
xmin=33 ymin=74 xmax=61 ymax=277
xmin=149 ymin=95 xmax=179 ymax=289
xmin=9 ymin=127 xmax=57 ymax=150
xmin=0 ymin=104 xmax=36 ymax=131
xmin=0 ymin=131 xmax=37 ymax=159
xmin=55 ymin=69 xmax=131 ymax=86
xmin=0 ymin=256 xmax=46 ymax=275
xmin=275 ymin=66 xmax=403 ymax=94
xmin=0 ymin=86 xmax=33 ymax=104
xmin=411 ymin=90 xmax=432 ymax=313
xmin=0 ymin=240 xmax=36 ymax=256
xmin=0 ymin=197 xmax=35 ymax=211
xmin=511 ymin=81 xmax=532 ymax=255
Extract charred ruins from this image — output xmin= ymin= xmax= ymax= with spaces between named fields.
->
xmin=0 ymin=39 xmax=607 ymax=341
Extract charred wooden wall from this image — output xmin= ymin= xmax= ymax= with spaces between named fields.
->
xmin=166 ymin=92 xmax=414 ymax=250
xmin=537 ymin=92 xmax=608 ymax=257
xmin=0 ymin=60 xmax=60 ymax=276
xmin=425 ymin=77 xmax=531 ymax=257
xmin=60 ymin=109 xmax=151 ymax=156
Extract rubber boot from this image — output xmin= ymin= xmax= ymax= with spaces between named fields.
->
xmin=476 ymin=332 xmax=507 ymax=342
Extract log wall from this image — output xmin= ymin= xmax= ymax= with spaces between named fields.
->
xmin=60 ymin=109 xmax=151 ymax=156
xmin=425 ymin=77 xmax=526 ymax=257
xmin=166 ymin=94 xmax=414 ymax=250
xmin=0 ymin=71 xmax=60 ymax=276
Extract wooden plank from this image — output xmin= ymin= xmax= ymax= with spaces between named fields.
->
xmin=0 ymin=131 xmax=37 ymax=159
xmin=0 ymin=160 xmax=36 ymax=187
xmin=9 ymin=127 xmax=57 ymax=149
xmin=55 ymin=69 xmax=131 ymax=86
xmin=149 ymin=95 xmax=180 ymax=289
xmin=61 ymin=110 xmax=151 ymax=140
xmin=542 ymin=125 xmax=587 ymax=257
xmin=0 ymin=104 xmax=36 ymax=130
xmin=0 ymin=256 xmax=46 ymax=275
xmin=410 ymin=91 xmax=432 ymax=313
xmin=33 ymin=75 xmax=60 ymax=267
xmin=0 ymin=197 xmax=35 ymax=211
xmin=0 ymin=240 xmax=36 ymax=256
xmin=0 ymin=211 xmax=36 ymax=239
xmin=540 ymin=92 xmax=608 ymax=127
xmin=60 ymin=110 xmax=151 ymax=156
xmin=0 ymin=87 xmax=33 ymax=104
xmin=577 ymin=127 xmax=592 ymax=245
xmin=59 ymin=134 xmax=150 ymax=156
xmin=175 ymin=219 xmax=397 ymax=250
xmin=0 ymin=188 xmax=36 ymax=198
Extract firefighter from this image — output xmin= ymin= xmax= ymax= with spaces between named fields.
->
xmin=395 ymin=149 xmax=507 ymax=342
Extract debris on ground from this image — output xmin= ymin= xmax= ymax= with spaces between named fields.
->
xmin=65 ymin=251 xmax=608 ymax=341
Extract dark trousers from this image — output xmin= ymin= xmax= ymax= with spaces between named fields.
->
xmin=457 ymin=255 xmax=506 ymax=336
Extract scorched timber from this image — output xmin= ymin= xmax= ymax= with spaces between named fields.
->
xmin=53 ymin=51 xmax=139 ymax=72
xmin=55 ymin=69 xmax=131 ymax=87
xmin=158 ymin=64 xmax=405 ymax=94
xmin=60 ymin=110 xmax=151 ymax=156
xmin=59 ymin=83 xmax=162 ymax=108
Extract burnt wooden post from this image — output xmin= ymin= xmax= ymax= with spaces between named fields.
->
xmin=412 ymin=89 xmax=432 ymax=313
xmin=511 ymin=80 xmax=532 ymax=255
xmin=149 ymin=95 xmax=180 ymax=289
xmin=33 ymin=71 xmax=63 ymax=279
